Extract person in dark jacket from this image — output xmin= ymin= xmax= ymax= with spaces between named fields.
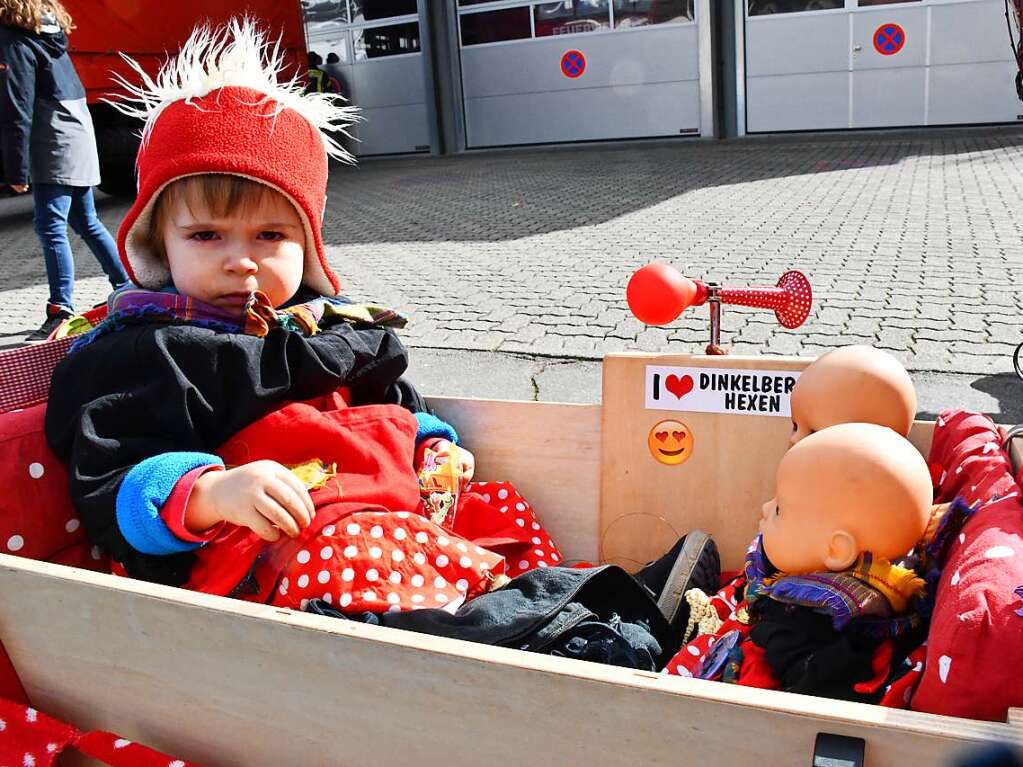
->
xmin=0 ymin=0 xmax=129 ymax=339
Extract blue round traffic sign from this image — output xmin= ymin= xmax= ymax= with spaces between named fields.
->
xmin=560 ymin=50 xmax=586 ymax=78
xmin=873 ymin=23 xmax=906 ymax=56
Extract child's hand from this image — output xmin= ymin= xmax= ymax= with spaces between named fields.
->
xmin=422 ymin=439 xmax=475 ymax=489
xmin=440 ymin=441 xmax=475 ymax=484
xmin=186 ymin=461 xmax=315 ymax=541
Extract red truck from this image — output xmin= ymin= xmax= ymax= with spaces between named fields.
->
xmin=62 ymin=1 xmax=308 ymax=194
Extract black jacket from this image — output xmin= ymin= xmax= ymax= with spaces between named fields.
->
xmin=45 ymin=320 xmax=417 ymax=585
xmin=308 ymin=565 xmax=681 ymax=671
xmin=0 ymin=23 xmax=100 ymax=186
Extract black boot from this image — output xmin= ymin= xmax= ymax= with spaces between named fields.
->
xmin=634 ymin=531 xmax=720 ymax=635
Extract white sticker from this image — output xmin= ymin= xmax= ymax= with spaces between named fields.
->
xmin=645 ymin=365 xmax=800 ymax=418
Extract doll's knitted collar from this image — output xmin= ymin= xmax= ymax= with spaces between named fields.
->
xmin=744 ymin=536 xmax=925 ymax=635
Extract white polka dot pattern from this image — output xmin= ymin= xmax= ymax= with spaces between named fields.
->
xmin=717 ymin=270 xmax=813 ymax=329
xmin=461 ymin=481 xmax=565 ymax=579
xmin=273 ymin=510 xmax=504 ymax=614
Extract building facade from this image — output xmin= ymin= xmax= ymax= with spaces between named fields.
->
xmin=302 ymin=0 xmax=1022 ymax=157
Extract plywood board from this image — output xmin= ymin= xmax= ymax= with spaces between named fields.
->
xmin=428 ymin=397 xmax=601 ymax=563
xmin=0 ymin=555 xmax=1017 ymax=767
xmin=600 ymin=354 xmax=809 ymax=571
xmin=599 ymin=354 xmax=940 ymax=572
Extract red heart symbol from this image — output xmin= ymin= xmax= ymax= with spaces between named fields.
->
xmin=655 ymin=431 xmax=669 ymax=442
xmin=665 ymin=374 xmax=694 ymax=400
xmin=672 ymin=431 xmax=684 ymax=441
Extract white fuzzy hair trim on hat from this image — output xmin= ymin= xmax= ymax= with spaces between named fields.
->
xmin=106 ymin=16 xmax=359 ymax=163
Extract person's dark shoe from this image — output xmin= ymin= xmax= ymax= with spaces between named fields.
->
xmin=634 ymin=531 xmax=720 ymax=635
xmin=25 ymin=305 xmax=74 ymax=343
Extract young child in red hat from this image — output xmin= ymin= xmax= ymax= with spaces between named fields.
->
xmin=44 ymin=20 xmax=563 ymax=613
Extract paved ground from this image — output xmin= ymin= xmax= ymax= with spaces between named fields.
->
xmin=1 ymin=126 xmax=1022 ymax=418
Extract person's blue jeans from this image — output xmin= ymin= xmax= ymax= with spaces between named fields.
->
xmin=32 ymin=184 xmax=129 ymax=312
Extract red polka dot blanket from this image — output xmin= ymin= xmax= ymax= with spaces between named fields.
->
xmin=0 ymin=696 xmax=201 ymax=766
xmin=0 ymin=403 xmax=110 ymax=572
xmin=911 ymin=409 xmax=1023 ymax=721
xmin=180 ymin=395 xmax=564 ymax=612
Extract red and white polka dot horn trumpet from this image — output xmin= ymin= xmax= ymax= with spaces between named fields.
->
xmin=626 ymin=264 xmax=813 ymax=352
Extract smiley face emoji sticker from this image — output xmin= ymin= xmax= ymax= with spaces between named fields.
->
xmin=648 ymin=419 xmax=694 ymax=466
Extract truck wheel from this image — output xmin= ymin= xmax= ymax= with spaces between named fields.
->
xmin=94 ymin=119 xmax=140 ymax=197
xmin=97 ymin=159 xmax=138 ymax=197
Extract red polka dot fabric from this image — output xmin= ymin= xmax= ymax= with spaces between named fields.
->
xmin=878 ymin=642 xmax=927 ymax=709
xmin=663 ymin=575 xmax=747 ymax=679
xmin=0 ymin=404 xmax=108 ymax=573
xmin=449 ymin=481 xmax=564 ymax=579
xmin=911 ymin=409 xmax=1023 ymax=721
xmin=273 ymin=510 xmax=504 ymax=613
xmin=0 ymin=697 xmax=199 ymax=767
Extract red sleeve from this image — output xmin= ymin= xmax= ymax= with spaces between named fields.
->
xmin=160 ymin=465 xmax=226 ymax=543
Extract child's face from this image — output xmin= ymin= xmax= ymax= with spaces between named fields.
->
xmin=161 ymin=188 xmax=305 ymax=312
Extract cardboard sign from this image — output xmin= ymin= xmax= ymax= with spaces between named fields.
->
xmin=645 ymin=365 xmax=800 ymax=418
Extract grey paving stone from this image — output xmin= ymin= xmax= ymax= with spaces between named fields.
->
xmin=0 ymin=127 xmax=1021 ymax=378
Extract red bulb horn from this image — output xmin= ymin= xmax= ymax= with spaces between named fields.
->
xmin=626 ymin=264 xmax=813 ymax=351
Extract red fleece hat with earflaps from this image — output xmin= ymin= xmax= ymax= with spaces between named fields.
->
xmin=112 ymin=19 xmax=358 ymax=297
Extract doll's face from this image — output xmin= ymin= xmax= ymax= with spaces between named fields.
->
xmin=161 ymin=187 xmax=305 ymax=313
xmin=761 ymin=423 xmax=932 ymax=574
xmin=758 ymin=493 xmax=836 ymax=574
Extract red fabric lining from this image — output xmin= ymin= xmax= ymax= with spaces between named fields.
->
xmin=0 ymin=697 xmax=201 ymax=766
xmin=911 ymin=409 xmax=1023 ymax=721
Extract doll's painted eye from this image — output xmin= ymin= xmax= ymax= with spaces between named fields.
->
xmin=791 ymin=421 xmax=798 ymax=433
xmin=774 ymin=505 xmax=780 ymax=516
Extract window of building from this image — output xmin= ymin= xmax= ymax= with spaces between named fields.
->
xmin=534 ymin=1 xmax=610 ymax=37
xmin=302 ymin=0 xmax=347 ymax=25
xmin=856 ymin=0 xmax=921 ymax=5
xmin=349 ymin=0 xmax=418 ymax=23
xmin=460 ymin=7 xmax=533 ymax=45
xmin=353 ymin=21 xmax=420 ymax=59
xmin=317 ymin=35 xmax=352 ymax=64
xmin=613 ymin=0 xmax=693 ymax=27
xmin=747 ymin=0 xmax=843 ymax=15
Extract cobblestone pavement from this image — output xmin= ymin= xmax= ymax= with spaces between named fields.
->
xmin=1 ymin=126 xmax=1022 ymax=377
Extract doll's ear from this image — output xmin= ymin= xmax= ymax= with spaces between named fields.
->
xmin=824 ymin=530 xmax=858 ymax=571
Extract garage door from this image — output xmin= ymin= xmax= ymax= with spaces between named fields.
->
xmin=456 ymin=0 xmax=705 ymax=148
xmin=304 ymin=0 xmax=431 ymax=155
xmin=744 ymin=0 xmax=1021 ymax=133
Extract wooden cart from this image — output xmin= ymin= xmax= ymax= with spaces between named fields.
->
xmin=0 ymin=353 xmax=1019 ymax=766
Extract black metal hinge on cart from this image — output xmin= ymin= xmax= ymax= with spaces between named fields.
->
xmin=813 ymin=733 xmax=865 ymax=767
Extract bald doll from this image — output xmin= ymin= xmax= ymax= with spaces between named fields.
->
xmin=760 ymin=423 xmax=933 ymax=574
xmin=790 ymin=346 xmax=916 ymax=447
xmin=663 ymin=423 xmax=937 ymax=696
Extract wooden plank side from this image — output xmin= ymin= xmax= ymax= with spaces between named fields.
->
xmin=600 ymin=355 xmax=942 ymax=571
xmin=600 ymin=354 xmax=809 ymax=571
xmin=907 ymin=420 xmax=936 ymax=461
xmin=428 ymin=397 xmax=601 ymax=563
xmin=0 ymin=556 xmax=1017 ymax=767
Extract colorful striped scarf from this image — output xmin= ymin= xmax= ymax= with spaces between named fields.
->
xmin=65 ymin=287 xmax=407 ymax=352
xmin=745 ymin=536 xmax=926 ymax=637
